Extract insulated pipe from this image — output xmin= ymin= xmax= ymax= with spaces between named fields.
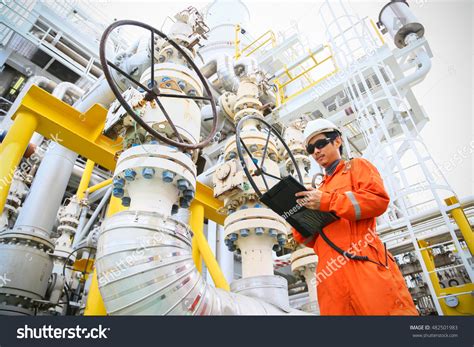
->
xmin=14 ymin=78 xmax=115 ymax=239
xmin=200 ymin=59 xmax=217 ymax=78
xmin=96 ymin=210 xmax=303 ymax=315
xmin=216 ymin=54 xmax=239 ymax=92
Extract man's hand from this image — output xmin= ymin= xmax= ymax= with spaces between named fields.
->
xmin=295 ymin=187 xmax=323 ymax=210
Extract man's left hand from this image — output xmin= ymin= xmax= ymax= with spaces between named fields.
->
xmin=295 ymin=188 xmax=323 ymax=210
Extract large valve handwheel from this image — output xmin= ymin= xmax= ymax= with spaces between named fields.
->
xmin=99 ymin=19 xmax=218 ymax=150
xmin=235 ymin=115 xmax=304 ymax=198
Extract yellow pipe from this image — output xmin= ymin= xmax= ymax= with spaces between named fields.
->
xmin=190 ymin=202 xmax=230 ymax=291
xmin=191 ymin=203 xmax=202 ymax=272
xmin=445 ymin=196 xmax=474 ymax=256
xmin=76 ymin=159 xmax=95 ymax=201
xmin=85 ymin=178 xmax=113 ymax=195
xmin=235 ymin=24 xmax=241 ymax=59
xmin=418 ymin=240 xmax=442 ymax=292
xmin=192 ymin=237 xmax=202 ymax=273
xmin=0 ymin=111 xmax=38 ymax=212
xmin=84 ymin=268 xmax=107 ymax=316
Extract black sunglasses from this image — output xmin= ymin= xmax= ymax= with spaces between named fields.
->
xmin=306 ymin=137 xmax=333 ymax=154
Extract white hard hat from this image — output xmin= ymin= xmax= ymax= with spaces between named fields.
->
xmin=303 ymin=118 xmax=341 ymax=146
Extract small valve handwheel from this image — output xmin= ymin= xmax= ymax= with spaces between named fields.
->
xmin=235 ymin=115 xmax=303 ymax=197
xmin=99 ymin=19 xmax=218 ymax=150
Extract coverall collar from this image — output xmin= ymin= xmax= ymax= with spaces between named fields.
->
xmin=324 ymin=158 xmax=342 ymax=176
xmin=320 ymin=159 xmax=346 ymax=185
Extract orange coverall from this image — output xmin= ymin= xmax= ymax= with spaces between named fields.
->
xmin=292 ymin=158 xmax=418 ymax=315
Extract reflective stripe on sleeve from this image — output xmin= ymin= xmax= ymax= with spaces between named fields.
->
xmin=345 ymin=191 xmax=362 ymax=220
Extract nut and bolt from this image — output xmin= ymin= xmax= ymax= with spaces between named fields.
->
xmin=113 ymin=177 xmax=125 ymax=188
xmin=179 ymin=197 xmax=190 ymax=209
xmin=113 ymin=187 xmax=124 ymax=198
xmin=162 ymin=170 xmax=175 ymax=183
xmin=124 ymin=169 xmax=136 ymax=181
xmin=177 ymin=179 xmax=190 ymax=191
xmin=240 ymin=229 xmax=249 ymax=237
xmin=142 ymin=167 xmax=155 ymax=179
xmin=121 ymin=197 xmax=131 ymax=207
xmin=255 ymin=227 xmax=264 ymax=236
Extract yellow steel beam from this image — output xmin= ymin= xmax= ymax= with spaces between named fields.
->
xmin=11 ymin=85 xmax=122 ymax=170
xmin=445 ymin=196 xmax=474 ymax=256
xmin=195 ymin=181 xmax=225 ymax=225
xmin=0 ymin=111 xmax=38 ymax=212
xmin=190 ymin=201 xmax=230 ymax=291
xmin=76 ymin=159 xmax=95 ymax=201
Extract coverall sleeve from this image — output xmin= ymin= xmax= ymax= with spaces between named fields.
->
xmin=318 ymin=158 xmax=390 ymax=221
xmin=291 ymin=227 xmax=316 ymax=248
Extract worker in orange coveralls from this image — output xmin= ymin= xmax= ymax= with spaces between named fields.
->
xmin=292 ymin=118 xmax=418 ymax=316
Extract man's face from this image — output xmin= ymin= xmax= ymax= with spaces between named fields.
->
xmin=308 ymin=133 xmax=342 ymax=168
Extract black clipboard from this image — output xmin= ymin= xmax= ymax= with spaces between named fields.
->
xmin=260 ymin=175 xmax=339 ymax=239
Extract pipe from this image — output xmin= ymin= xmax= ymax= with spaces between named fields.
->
xmin=200 ymin=59 xmax=217 ymax=78
xmin=72 ymin=164 xmax=102 ymax=186
xmin=190 ymin=202 xmax=229 ymax=289
xmin=85 ymin=178 xmax=113 ymax=195
xmin=0 ymin=112 xmax=38 ymax=213
xmin=73 ymin=188 xmax=112 ymax=248
xmin=95 ymin=210 xmax=303 ymax=315
xmin=76 ymin=160 xmax=95 ymax=201
xmin=216 ymin=54 xmax=239 ymax=92
xmin=0 ymin=129 xmax=36 ymax=158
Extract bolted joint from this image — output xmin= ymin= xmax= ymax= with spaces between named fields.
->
xmin=113 ymin=177 xmax=125 ymax=188
xmin=177 ymin=179 xmax=191 ymax=191
xmin=113 ymin=187 xmax=124 ymax=198
xmin=240 ymin=229 xmax=250 ymax=237
xmin=142 ymin=167 xmax=155 ymax=179
xmin=124 ymin=169 xmax=137 ymax=181
xmin=179 ymin=197 xmax=190 ymax=208
xmin=121 ymin=197 xmax=131 ymax=207
xmin=255 ymin=227 xmax=264 ymax=236
xmin=162 ymin=170 xmax=175 ymax=183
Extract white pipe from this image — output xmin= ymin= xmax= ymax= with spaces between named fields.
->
xmin=96 ymin=211 xmax=304 ymax=315
xmin=217 ymin=54 xmax=239 ymax=92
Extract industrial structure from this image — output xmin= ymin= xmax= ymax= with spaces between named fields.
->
xmin=0 ymin=0 xmax=472 ymax=316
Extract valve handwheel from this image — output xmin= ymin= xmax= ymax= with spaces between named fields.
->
xmin=235 ymin=115 xmax=304 ymax=197
xmin=99 ymin=19 xmax=218 ymax=150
